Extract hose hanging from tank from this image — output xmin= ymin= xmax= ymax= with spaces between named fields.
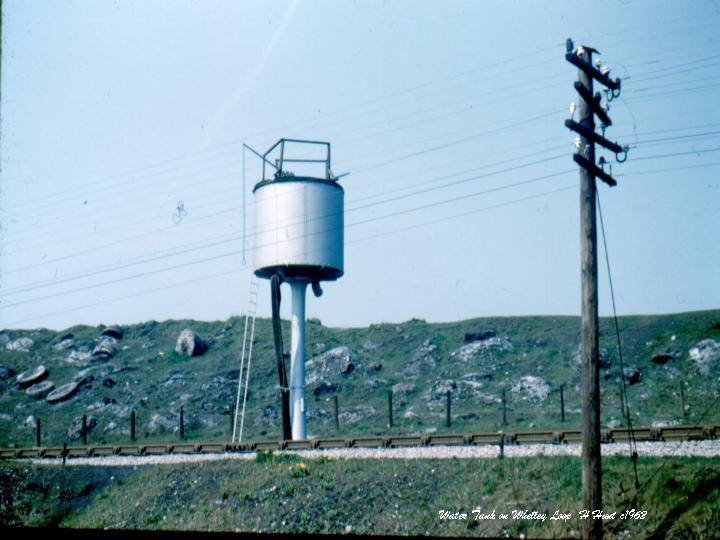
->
xmin=270 ymin=273 xmax=292 ymax=440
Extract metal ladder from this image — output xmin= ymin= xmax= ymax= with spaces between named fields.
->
xmin=232 ymin=275 xmax=259 ymax=443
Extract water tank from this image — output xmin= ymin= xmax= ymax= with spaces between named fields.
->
xmin=253 ymin=139 xmax=344 ymax=282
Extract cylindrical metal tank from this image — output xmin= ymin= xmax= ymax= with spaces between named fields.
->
xmin=253 ymin=176 xmax=344 ymax=281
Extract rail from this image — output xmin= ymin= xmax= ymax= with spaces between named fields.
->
xmin=2 ymin=424 xmax=718 ymax=461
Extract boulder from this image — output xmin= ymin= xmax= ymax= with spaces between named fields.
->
xmin=511 ymin=376 xmax=551 ymax=402
xmin=47 ymin=382 xmax=80 ymax=403
xmin=67 ymin=346 xmax=93 ymax=364
xmin=464 ymin=329 xmax=497 ymax=342
xmin=101 ymin=326 xmax=124 ymax=340
xmin=52 ymin=338 xmax=75 ymax=352
xmin=651 ymin=346 xmax=683 ymax=365
xmin=462 ymin=372 xmax=493 ymax=382
xmin=689 ymin=339 xmax=720 ymax=376
xmin=67 ymin=415 xmax=98 ymax=441
xmin=92 ymin=337 xmax=118 ymax=360
xmin=6 ymin=337 xmax=33 ymax=352
xmin=137 ymin=320 xmax=158 ymax=336
xmin=25 ymin=381 xmax=55 ymax=399
xmin=623 ymin=367 xmax=642 ymax=385
xmin=175 ymin=329 xmax=207 ymax=357
xmin=0 ymin=366 xmax=15 ymax=380
xmin=16 ymin=366 xmax=48 ymax=388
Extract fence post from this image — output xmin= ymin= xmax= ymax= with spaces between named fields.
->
xmin=502 ymin=388 xmax=507 ymax=426
xmin=131 ymin=410 xmax=136 ymax=442
xmin=36 ymin=418 xmax=41 ymax=447
xmin=680 ymin=381 xmax=686 ymax=417
xmin=387 ymin=390 xmax=393 ymax=429
xmin=81 ymin=415 xmax=87 ymax=445
xmin=446 ymin=390 xmax=451 ymax=428
xmin=499 ymin=433 xmax=504 ymax=459
xmin=333 ymin=395 xmax=340 ymax=432
xmin=619 ymin=386 xmax=625 ymax=425
xmin=180 ymin=406 xmax=185 ymax=439
xmin=560 ymin=384 xmax=566 ymax=423
xmin=62 ymin=442 xmax=67 ymax=465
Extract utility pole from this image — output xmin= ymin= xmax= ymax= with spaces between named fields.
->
xmin=565 ymin=38 xmax=626 ymax=540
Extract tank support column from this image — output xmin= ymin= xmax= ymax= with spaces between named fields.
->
xmin=289 ymin=279 xmax=309 ymax=440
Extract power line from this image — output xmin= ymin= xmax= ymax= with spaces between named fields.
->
xmin=1 ymin=183 xmax=578 ymax=328
xmin=597 ymin=190 xmax=640 ymax=490
xmin=5 ymin=49 xmax=718 ymax=228
xmin=1 ymin=139 xmax=573 ymax=265
xmin=0 ymin=168 xmax=574 ymax=309
xmin=4 ymin=136 xmax=718 ymax=288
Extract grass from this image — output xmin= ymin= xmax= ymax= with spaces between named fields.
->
xmin=1 ymin=455 xmax=720 ymax=537
xmin=0 ymin=310 xmax=719 ymax=448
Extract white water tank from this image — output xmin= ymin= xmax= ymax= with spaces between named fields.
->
xmin=253 ymin=140 xmax=344 ymax=282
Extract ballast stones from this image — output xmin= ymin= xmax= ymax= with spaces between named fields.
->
xmin=25 ymin=380 xmax=55 ymax=399
xmin=16 ymin=366 xmax=48 ymax=388
xmin=47 ymin=382 xmax=79 ymax=403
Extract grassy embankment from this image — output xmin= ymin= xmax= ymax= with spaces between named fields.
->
xmin=2 ymin=454 xmax=720 ymax=538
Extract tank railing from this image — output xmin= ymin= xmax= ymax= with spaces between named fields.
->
xmin=263 ymin=138 xmax=331 ymax=181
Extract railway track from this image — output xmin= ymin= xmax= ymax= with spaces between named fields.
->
xmin=2 ymin=424 xmax=718 ymax=460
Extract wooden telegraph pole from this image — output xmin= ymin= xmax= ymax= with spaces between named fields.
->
xmin=578 ymin=45 xmax=602 ymax=539
xmin=565 ymin=39 xmax=625 ymax=540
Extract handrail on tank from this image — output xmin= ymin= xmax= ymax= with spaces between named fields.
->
xmin=262 ymin=138 xmax=332 ymax=181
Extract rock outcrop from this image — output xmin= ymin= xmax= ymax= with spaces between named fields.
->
xmin=306 ymin=346 xmax=359 ymax=385
xmin=67 ymin=415 xmax=98 ymax=440
xmin=403 ymin=340 xmax=439 ymax=378
xmin=623 ymin=367 xmax=642 ymax=385
xmin=450 ymin=337 xmax=513 ymax=363
xmin=6 ymin=337 xmax=33 ymax=352
xmin=689 ymin=339 xmax=720 ymax=376
xmin=511 ymin=376 xmax=551 ymax=402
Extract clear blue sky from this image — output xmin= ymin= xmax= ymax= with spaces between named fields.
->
xmin=1 ymin=0 xmax=719 ymax=331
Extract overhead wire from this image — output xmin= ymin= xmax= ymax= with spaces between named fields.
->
xmin=7 ymin=37 xmax=720 ymax=224
xmin=4 ymin=130 xmax=719 ymax=292
xmin=0 ymin=168 xmax=576 ymax=306
xmin=2 ymin=182 xmax=580 ymax=328
xmin=3 ymin=149 xmax=718 ymax=311
xmin=596 ymin=189 xmax=641 ymax=490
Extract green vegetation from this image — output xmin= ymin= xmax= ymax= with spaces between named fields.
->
xmin=0 ymin=310 xmax=719 ymax=448
xmin=1 ymin=456 xmax=720 ymax=537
